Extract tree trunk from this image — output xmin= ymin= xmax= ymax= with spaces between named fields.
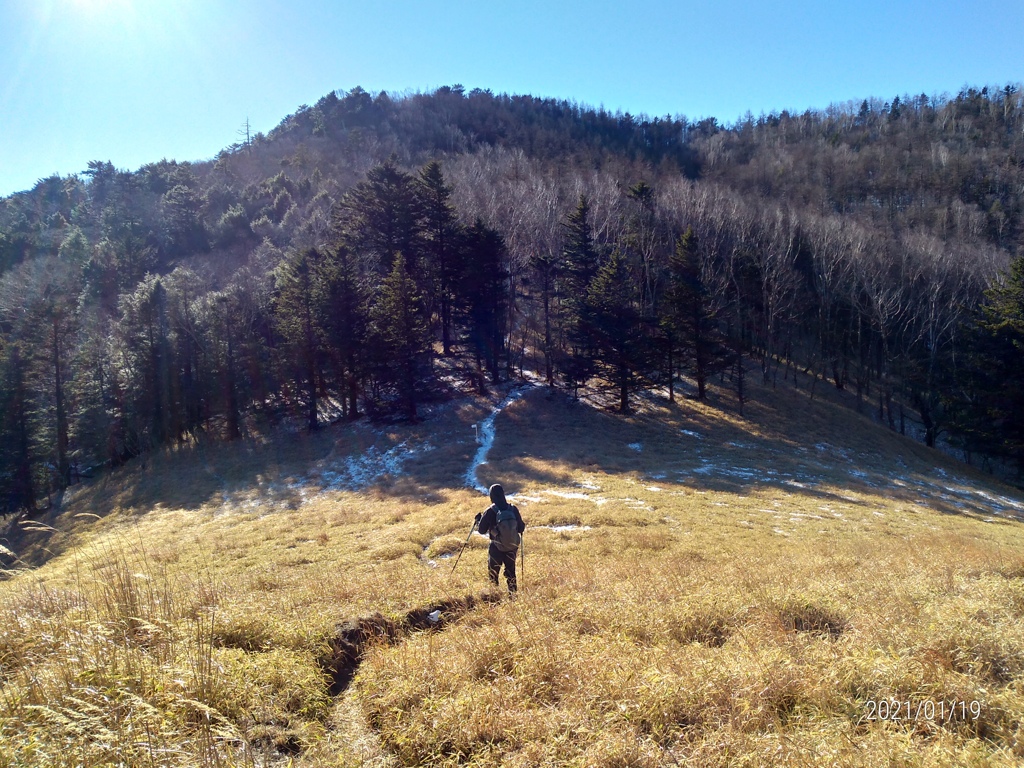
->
xmin=543 ymin=284 xmax=553 ymax=386
xmin=53 ymin=319 xmax=70 ymax=489
xmin=667 ymin=343 xmax=675 ymax=403
xmin=619 ymin=362 xmax=629 ymax=413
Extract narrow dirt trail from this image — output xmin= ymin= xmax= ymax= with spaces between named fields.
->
xmin=321 ymin=591 xmax=502 ymax=695
xmin=325 ymin=386 xmax=539 ymax=697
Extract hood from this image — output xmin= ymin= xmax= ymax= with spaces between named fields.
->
xmin=489 ymin=483 xmax=508 ymax=508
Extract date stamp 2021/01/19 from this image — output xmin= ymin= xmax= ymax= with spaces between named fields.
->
xmin=864 ymin=699 xmax=981 ymax=722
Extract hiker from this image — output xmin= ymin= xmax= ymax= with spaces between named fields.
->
xmin=475 ymin=483 xmax=525 ymax=593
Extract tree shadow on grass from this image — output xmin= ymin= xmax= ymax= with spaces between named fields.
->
xmin=5 ymin=394 xmax=519 ymax=568
xmin=479 ymin=387 xmax=1024 ymax=527
xmin=8 ymin=380 xmax=1023 ymax=573
xmin=3 ymin=430 xmax=347 ymax=569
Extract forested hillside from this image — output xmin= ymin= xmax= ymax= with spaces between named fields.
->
xmin=2 ymin=84 xmax=1024 ymax=516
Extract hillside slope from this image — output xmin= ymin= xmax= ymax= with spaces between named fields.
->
xmin=4 ymin=84 xmax=1024 ymax=522
xmin=1 ymin=370 xmax=1023 ymax=766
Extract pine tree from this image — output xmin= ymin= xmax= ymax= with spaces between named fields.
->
xmin=5 ymin=258 xmax=82 ymax=489
xmin=661 ymin=228 xmax=727 ymax=401
xmin=334 ymin=159 xmax=422 ymax=277
xmin=586 ymin=250 xmax=648 ymax=411
xmin=216 ymin=293 xmax=242 ymax=440
xmin=965 ymin=255 xmax=1024 ymax=470
xmin=417 ymin=161 xmax=463 ymax=355
xmin=562 ymin=195 xmax=599 ymax=301
xmin=531 ymin=248 xmax=558 ymax=386
xmin=0 ymin=342 xmax=36 ymax=515
xmin=70 ymin=313 xmax=122 ymax=468
xmin=460 ymin=220 xmax=508 ymax=392
xmin=559 ymin=195 xmax=599 ymax=395
xmin=117 ymin=276 xmax=177 ymax=451
xmin=368 ymin=253 xmax=430 ymax=420
xmin=274 ymin=248 xmax=331 ymax=431
xmin=322 ymin=246 xmax=368 ymax=419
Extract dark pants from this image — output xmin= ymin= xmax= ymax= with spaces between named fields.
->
xmin=488 ymin=542 xmax=517 ymax=593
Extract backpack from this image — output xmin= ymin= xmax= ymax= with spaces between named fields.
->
xmin=492 ymin=504 xmax=520 ymax=553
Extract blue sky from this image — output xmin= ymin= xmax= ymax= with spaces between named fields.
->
xmin=1 ymin=0 xmax=1022 ymax=196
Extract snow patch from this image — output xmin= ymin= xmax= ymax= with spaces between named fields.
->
xmin=317 ymin=441 xmax=435 ymax=491
xmin=972 ymin=489 xmax=1024 ymax=512
xmin=541 ymin=489 xmax=610 ymax=505
xmin=628 ymin=442 xmax=643 ymax=452
xmin=545 ymin=491 xmax=591 ymax=500
xmin=465 ymin=385 xmax=535 ymax=493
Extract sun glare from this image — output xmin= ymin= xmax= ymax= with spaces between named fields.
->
xmin=68 ymin=0 xmax=131 ymax=13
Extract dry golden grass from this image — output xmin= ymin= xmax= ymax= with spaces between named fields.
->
xmin=2 ymin=372 xmax=1024 ymax=766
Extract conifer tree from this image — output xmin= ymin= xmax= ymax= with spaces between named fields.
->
xmin=2 ymin=258 xmax=82 ymax=489
xmin=323 ymin=246 xmax=368 ymax=419
xmin=531 ymin=248 xmax=558 ymax=386
xmin=0 ymin=342 xmax=36 ymax=514
xmin=559 ymin=195 xmax=599 ymax=395
xmin=562 ymin=194 xmax=599 ymax=301
xmin=417 ymin=160 xmax=463 ymax=355
xmin=460 ymin=220 xmax=508 ymax=391
xmin=274 ymin=248 xmax=330 ymax=431
xmin=334 ymin=159 xmax=422 ymax=276
xmin=964 ymin=255 xmax=1024 ymax=470
xmin=368 ymin=253 xmax=430 ymax=420
xmin=216 ymin=293 xmax=242 ymax=440
xmin=71 ymin=313 xmax=121 ymax=467
xmin=165 ymin=268 xmax=209 ymax=438
xmin=586 ymin=249 xmax=648 ymax=411
xmin=661 ymin=228 xmax=726 ymax=400
xmin=117 ymin=276 xmax=177 ymax=451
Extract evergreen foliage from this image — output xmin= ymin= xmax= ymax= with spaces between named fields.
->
xmin=418 ymin=160 xmax=462 ymax=356
xmin=0 ymin=342 xmax=35 ymax=514
xmin=558 ymin=195 xmax=600 ymax=395
xmin=962 ymin=256 xmax=1024 ymax=470
xmin=661 ymin=228 xmax=727 ymax=400
xmin=367 ymin=253 xmax=430 ymax=420
xmin=274 ymin=248 xmax=331 ymax=431
xmin=459 ymin=220 xmax=508 ymax=392
xmin=585 ymin=250 xmax=649 ymax=411
xmin=3 ymin=82 xmax=1024 ymax=511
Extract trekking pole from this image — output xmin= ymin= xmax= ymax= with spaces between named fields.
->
xmin=449 ymin=518 xmax=477 ymax=576
xmin=519 ymin=531 xmax=525 ymax=591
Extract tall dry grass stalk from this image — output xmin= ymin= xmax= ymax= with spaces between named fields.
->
xmin=1 ymin=376 xmax=1023 ymax=765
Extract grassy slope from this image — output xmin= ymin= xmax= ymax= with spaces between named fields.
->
xmin=1 ymin=371 xmax=1023 ymax=767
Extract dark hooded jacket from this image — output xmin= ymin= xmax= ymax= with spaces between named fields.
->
xmin=477 ymin=483 xmax=525 ymax=545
